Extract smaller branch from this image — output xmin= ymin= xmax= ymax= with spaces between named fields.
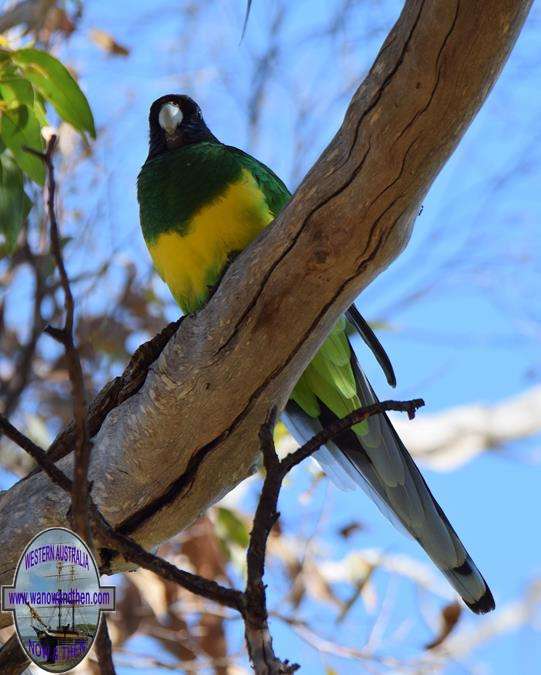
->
xmin=244 ymin=408 xmax=299 ymax=674
xmin=2 ymin=413 xmax=243 ymax=614
xmin=95 ymin=617 xmax=116 ymax=675
xmin=44 ymin=137 xmax=91 ymax=542
xmin=282 ymin=399 xmax=424 ymax=472
xmin=0 ymin=414 xmax=72 ymax=492
xmin=242 ymin=398 xmax=423 ymax=673
xmin=28 ymin=137 xmax=92 ymax=542
xmin=90 ymin=506 xmax=245 ymax=612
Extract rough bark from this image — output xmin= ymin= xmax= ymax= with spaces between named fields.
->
xmin=0 ymin=0 xmax=532 ymax=631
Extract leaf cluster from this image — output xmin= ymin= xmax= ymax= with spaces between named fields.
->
xmin=0 ymin=41 xmax=94 ymax=253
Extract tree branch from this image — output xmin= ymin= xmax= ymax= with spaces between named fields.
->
xmin=95 ymin=618 xmax=116 ymax=675
xmin=0 ymin=242 xmax=46 ymax=419
xmin=24 ymin=137 xmax=93 ymax=540
xmin=41 ymin=136 xmax=92 ymax=541
xmin=0 ymin=0 xmax=532 ymax=634
xmin=242 ymin=400 xmax=423 ymax=673
xmin=1 ymin=399 xmax=421 ymax=672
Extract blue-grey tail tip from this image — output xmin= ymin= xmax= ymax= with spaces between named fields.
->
xmin=465 ymin=586 xmax=495 ymax=614
xmin=450 ymin=560 xmax=495 ymax=614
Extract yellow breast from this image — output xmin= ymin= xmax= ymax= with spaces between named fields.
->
xmin=148 ymin=169 xmax=274 ymax=313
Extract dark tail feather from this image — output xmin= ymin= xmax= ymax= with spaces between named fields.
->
xmin=346 ymin=305 xmax=396 ymax=387
xmin=283 ymin=351 xmax=495 ymax=614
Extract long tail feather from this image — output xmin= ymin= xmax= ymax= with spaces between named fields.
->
xmin=346 ymin=305 xmax=396 ymax=387
xmin=284 ymin=347 xmax=494 ymax=614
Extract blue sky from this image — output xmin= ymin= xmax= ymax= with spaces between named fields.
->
xmin=3 ymin=1 xmax=541 ymax=672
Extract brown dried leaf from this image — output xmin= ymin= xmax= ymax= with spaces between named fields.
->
xmin=181 ymin=516 xmax=229 ymax=582
xmin=90 ymin=28 xmax=130 ymax=56
xmin=43 ymin=7 xmax=76 ymax=37
xmin=425 ymin=601 xmax=462 ymax=650
xmin=338 ymin=521 xmax=364 ymax=539
xmin=130 ymin=568 xmax=198 ymax=662
xmin=304 ymin=560 xmax=344 ymax=610
xmin=108 ymin=578 xmax=143 ymax=648
xmin=198 ymin=613 xmax=228 ymax=674
xmin=287 ymin=559 xmax=306 ymax=609
xmin=130 ymin=568 xmax=170 ymax=618
xmin=77 ymin=315 xmax=131 ymax=361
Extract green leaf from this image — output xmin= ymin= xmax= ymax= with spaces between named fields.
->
xmin=22 ymin=188 xmax=33 ymax=218
xmin=215 ymin=507 xmax=250 ymax=549
xmin=0 ymin=77 xmax=35 ymax=107
xmin=0 ymin=152 xmax=26 ymax=253
xmin=0 ymin=104 xmax=45 ymax=184
xmin=32 ymin=93 xmax=48 ymax=127
xmin=0 ymin=49 xmax=12 ymax=65
xmin=12 ymin=48 xmax=95 ymax=137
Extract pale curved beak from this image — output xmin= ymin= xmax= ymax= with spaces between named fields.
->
xmin=158 ymin=103 xmax=183 ymax=134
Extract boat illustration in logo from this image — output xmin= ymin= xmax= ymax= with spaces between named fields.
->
xmin=2 ymin=527 xmax=115 ymax=672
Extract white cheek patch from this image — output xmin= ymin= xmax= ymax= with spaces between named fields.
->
xmin=159 ymin=103 xmax=183 ymax=134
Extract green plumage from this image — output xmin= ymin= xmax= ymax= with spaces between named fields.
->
xmin=138 ymin=140 xmax=366 ymax=435
xmin=137 ymin=96 xmax=496 ymax=614
xmin=138 ymin=143 xmax=289 ymax=243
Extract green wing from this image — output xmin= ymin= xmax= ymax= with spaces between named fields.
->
xmin=228 ymin=147 xmax=369 ymax=434
xmin=227 ymin=146 xmax=291 ymax=216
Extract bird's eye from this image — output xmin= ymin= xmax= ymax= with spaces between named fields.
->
xmin=158 ymin=103 xmax=183 ymax=133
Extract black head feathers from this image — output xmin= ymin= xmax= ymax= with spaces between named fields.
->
xmin=147 ymin=94 xmax=218 ymax=159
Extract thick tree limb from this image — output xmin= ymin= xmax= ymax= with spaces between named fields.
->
xmin=1 ymin=398 xmax=421 ymax=672
xmin=0 ymin=0 xmax=532 ymax=632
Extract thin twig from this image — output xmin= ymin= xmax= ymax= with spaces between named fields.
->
xmin=28 ymin=137 xmax=92 ymax=541
xmin=282 ymin=398 xmax=424 ymax=472
xmin=90 ymin=505 xmax=245 ymax=612
xmin=95 ymin=616 xmax=116 ymax=675
xmin=242 ymin=398 xmax=424 ymax=673
xmin=0 ymin=414 xmax=72 ymax=492
xmin=0 ymin=242 xmax=46 ymax=418
xmin=243 ymin=407 xmax=299 ymax=674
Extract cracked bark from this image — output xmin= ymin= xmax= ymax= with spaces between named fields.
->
xmin=0 ymin=0 xmax=532 ymax=633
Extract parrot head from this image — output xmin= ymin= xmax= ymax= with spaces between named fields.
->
xmin=147 ymin=94 xmax=217 ymax=158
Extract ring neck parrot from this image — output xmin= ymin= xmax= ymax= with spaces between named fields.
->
xmin=137 ymin=94 xmax=494 ymax=614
